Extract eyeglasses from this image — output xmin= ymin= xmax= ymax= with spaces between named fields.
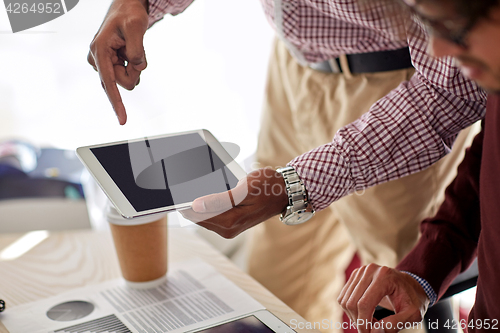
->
xmin=402 ymin=0 xmax=476 ymax=47
xmin=417 ymin=13 xmax=475 ymax=47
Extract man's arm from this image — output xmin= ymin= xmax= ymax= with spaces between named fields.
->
xmin=290 ymin=69 xmax=485 ymax=211
xmin=183 ymin=59 xmax=484 ymax=237
xmin=183 ymin=24 xmax=485 ymax=235
xmin=337 ymin=127 xmax=483 ymax=332
xmin=290 ymin=18 xmax=486 ymax=210
xmin=87 ymin=0 xmax=193 ymax=125
xmin=395 ymin=126 xmax=483 ymax=298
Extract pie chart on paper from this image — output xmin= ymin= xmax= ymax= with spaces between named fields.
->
xmin=46 ymin=300 xmax=94 ymax=322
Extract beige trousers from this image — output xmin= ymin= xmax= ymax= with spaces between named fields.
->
xmin=247 ymin=40 xmax=477 ymax=332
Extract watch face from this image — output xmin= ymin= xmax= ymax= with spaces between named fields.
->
xmin=283 ymin=211 xmax=314 ymax=225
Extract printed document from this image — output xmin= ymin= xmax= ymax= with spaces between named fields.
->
xmin=1 ymin=259 xmax=265 ymax=333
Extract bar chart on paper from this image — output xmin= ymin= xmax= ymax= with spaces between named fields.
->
xmin=53 ymin=314 xmax=132 ymax=333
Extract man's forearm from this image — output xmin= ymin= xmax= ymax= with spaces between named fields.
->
xmin=289 ymin=70 xmax=485 ymax=211
xmin=289 ymin=19 xmax=486 ymax=211
xmin=396 ymin=128 xmax=483 ymax=299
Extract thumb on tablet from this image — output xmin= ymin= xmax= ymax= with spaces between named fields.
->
xmin=192 ymin=191 xmax=233 ymax=213
xmin=191 ymin=177 xmax=248 ymax=213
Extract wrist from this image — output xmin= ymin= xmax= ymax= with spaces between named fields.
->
xmin=109 ymin=0 xmax=149 ymax=17
xmin=266 ymin=168 xmax=290 ymax=215
xmin=401 ymin=271 xmax=433 ymax=309
xmin=247 ymin=168 xmax=288 ymax=216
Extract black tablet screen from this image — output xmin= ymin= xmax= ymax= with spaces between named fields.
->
xmin=91 ymin=133 xmax=239 ymax=212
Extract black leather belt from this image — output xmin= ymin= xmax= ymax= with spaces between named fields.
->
xmin=309 ymin=47 xmax=412 ymax=74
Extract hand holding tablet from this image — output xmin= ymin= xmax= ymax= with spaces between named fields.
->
xmin=77 ymin=129 xmax=289 ymax=237
xmin=180 ymin=168 xmax=288 ymax=238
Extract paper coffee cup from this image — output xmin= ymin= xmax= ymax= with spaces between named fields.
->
xmin=107 ymin=205 xmax=168 ymax=288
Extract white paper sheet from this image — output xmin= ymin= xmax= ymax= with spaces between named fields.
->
xmin=1 ymin=259 xmax=265 ymax=333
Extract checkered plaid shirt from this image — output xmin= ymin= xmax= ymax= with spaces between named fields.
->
xmin=147 ymin=0 xmax=487 ymax=211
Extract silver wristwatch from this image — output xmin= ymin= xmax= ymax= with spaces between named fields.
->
xmin=276 ymin=166 xmax=315 ymax=225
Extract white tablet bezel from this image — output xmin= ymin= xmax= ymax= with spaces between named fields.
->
xmin=76 ymin=129 xmax=247 ymax=219
xmin=187 ymin=310 xmax=296 ymax=333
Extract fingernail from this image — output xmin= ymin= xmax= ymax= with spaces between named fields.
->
xmin=192 ymin=200 xmax=206 ymax=213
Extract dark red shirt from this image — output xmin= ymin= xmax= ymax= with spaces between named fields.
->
xmin=397 ymin=94 xmax=500 ymax=331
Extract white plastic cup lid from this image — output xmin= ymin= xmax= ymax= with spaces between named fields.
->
xmin=124 ymin=275 xmax=168 ymax=290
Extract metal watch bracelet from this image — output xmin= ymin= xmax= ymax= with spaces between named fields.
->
xmin=277 ymin=166 xmax=314 ymax=225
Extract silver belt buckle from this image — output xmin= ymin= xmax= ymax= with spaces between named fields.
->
xmin=328 ymin=58 xmax=341 ymax=73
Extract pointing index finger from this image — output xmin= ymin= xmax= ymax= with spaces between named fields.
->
xmin=95 ymin=49 xmax=127 ymax=125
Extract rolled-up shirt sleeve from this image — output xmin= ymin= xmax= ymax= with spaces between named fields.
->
xmin=396 ymin=127 xmax=483 ymax=300
xmin=289 ymin=22 xmax=486 ymax=211
xmin=147 ymin=0 xmax=195 ymax=28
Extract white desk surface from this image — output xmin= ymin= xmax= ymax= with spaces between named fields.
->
xmin=0 ymin=227 xmax=320 ymax=333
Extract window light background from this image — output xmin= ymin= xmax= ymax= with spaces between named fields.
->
xmin=0 ymin=0 xmax=274 ymax=163
xmin=0 ymin=0 xmax=273 ymax=266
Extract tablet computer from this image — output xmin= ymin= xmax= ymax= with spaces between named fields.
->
xmin=188 ymin=310 xmax=296 ymax=333
xmin=76 ymin=129 xmax=246 ymax=219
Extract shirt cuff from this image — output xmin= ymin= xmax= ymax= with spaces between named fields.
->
xmin=148 ymin=0 xmax=168 ymax=28
xmin=147 ymin=0 xmax=194 ymax=28
xmin=401 ymin=271 xmax=438 ymax=307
